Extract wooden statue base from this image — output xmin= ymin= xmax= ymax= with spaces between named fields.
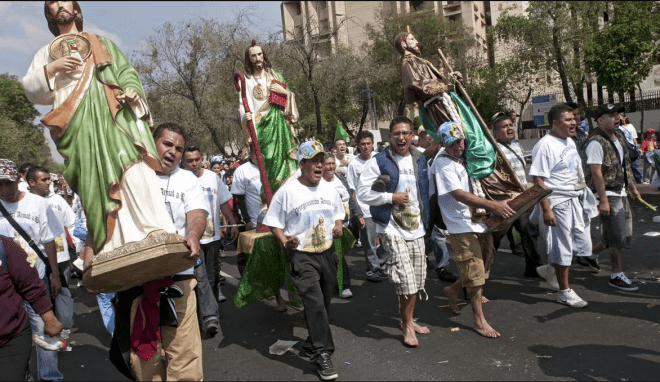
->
xmin=486 ymin=183 xmax=552 ymax=232
xmin=82 ymin=231 xmax=194 ymax=293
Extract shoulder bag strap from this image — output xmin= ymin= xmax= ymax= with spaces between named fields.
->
xmin=0 ymin=201 xmax=53 ymax=276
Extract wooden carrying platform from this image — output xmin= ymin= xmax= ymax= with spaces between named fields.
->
xmin=82 ymin=231 xmax=194 ymax=293
xmin=485 ymin=183 xmax=552 ymax=232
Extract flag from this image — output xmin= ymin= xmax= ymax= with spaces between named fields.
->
xmin=335 ymin=121 xmax=350 ymax=142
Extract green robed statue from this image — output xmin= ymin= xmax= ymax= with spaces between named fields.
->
xmin=23 ymin=2 xmax=176 ymax=258
xmin=239 ymin=40 xmax=299 ymax=195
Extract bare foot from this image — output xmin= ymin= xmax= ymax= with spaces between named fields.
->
xmin=474 ymin=321 xmax=501 ymax=338
xmin=402 ymin=325 xmax=419 ymax=347
xmin=411 ymin=321 xmax=430 ymax=335
xmin=444 ymin=286 xmax=461 ymax=315
xmin=481 ymin=296 xmax=489 ymax=304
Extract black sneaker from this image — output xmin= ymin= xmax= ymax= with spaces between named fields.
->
xmin=435 ymin=267 xmax=458 ymax=283
xmin=583 ymin=257 xmax=601 ymax=273
xmin=315 ymin=352 xmax=338 ymax=380
xmin=609 ymin=275 xmax=639 ymax=291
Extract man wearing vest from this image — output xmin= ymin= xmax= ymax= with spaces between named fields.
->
xmin=358 ymin=116 xmax=431 ymax=347
xmin=584 ymin=104 xmax=641 ymax=292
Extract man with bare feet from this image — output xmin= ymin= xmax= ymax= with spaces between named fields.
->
xmin=358 ymin=116 xmax=431 ymax=347
xmin=431 ymin=122 xmax=515 ymax=338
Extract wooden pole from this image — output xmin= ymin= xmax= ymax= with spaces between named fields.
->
xmin=436 ymin=49 xmax=525 ymax=192
xmin=234 ymin=72 xmax=273 ymax=206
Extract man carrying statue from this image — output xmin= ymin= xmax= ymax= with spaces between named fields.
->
xmin=23 ymin=1 xmax=180 ymax=264
xmin=395 ymin=30 xmax=524 ymax=213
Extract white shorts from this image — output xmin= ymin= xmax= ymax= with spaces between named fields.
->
xmin=538 ymin=200 xmax=592 ymax=266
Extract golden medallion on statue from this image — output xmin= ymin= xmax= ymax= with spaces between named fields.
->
xmin=253 ymin=84 xmax=268 ymax=101
xmin=48 ymin=33 xmax=91 ymax=61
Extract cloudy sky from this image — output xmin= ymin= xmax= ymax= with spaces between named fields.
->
xmin=0 ymin=1 xmax=283 ymax=162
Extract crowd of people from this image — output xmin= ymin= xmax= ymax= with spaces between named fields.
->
xmin=2 ymin=101 xmax=655 ymax=381
xmin=1 ymin=2 xmax=658 ymax=381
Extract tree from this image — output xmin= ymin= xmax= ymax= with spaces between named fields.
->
xmin=279 ymin=8 xmax=366 ymax=138
xmin=364 ymin=8 xmax=479 ymax=123
xmin=0 ymin=74 xmax=56 ymax=168
xmin=494 ymin=2 xmax=604 ymax=129
xmin=133 ymin=16 xmax=256 ymax=157
xmin=584 ymin=1 xmax=660 ymax=124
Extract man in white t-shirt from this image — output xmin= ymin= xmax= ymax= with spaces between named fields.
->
xmin=491 ymin=113 xmax=543 ymax=277
xmin=334 ymin=138 xmax=355 ymax=177
xmin=0 ymin=159 xmax=63 ymax=381
xmin=529 ymin=104 xmax=598 ymax=309
xmin=118 ymin=123 xmax=207 ymax=381
xmin=182 ymin=145 xmax=239 ymax=337
xmin=264 ymin=140 xmax=344 ymax=380
xmin=232 ymin=149 xmax=264 ymax=231
xmin=231 ymin=149 xmax=288 ymax=311
xmin=27 ymin=166 xmax=77 ymax=284
xmin=346 ymin=130 xmax=386 ymax=283
xmin=358 ymin=116 xmax=431 ymax=348
xmin=433 ymin=122 xmax=513 ymax=339
xmin=618 ymin=114 xmax=642 ymax=183
xmin=584 ymin=104 xmax=641 ymax=292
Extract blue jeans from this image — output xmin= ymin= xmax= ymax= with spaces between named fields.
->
xmin=631 ymin=158 xmax=643 ymax=183
xmin=360 ymin=217 xmax=388 ymax=276
xmin=429 ymin=226 xmax=449 ymax=269
xmin=96 ymin=292 xmax=116 ymax=337
xmin=24 ymin=277 xmax=63 ymax=381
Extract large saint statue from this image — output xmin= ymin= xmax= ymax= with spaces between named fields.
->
xmin=239 ymin=40 xmax=299 ymax=193
xmin=23 ymin=2 xmax=176 ymax=258
xmin=396 ymin=31 xmax=524 ymax=217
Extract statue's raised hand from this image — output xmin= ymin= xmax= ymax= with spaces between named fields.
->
xmin=46 ymin=56 xmax=82 ymax=77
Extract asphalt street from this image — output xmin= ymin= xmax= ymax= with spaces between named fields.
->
xmin=42 ymin=203 xmax=660 ymax=381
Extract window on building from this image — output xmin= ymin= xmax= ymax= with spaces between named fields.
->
xmin=410 ymin=1 xmax=424 ymax=10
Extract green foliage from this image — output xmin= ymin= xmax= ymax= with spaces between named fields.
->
xmin=0 ymin=73 xmax=55 ymax=168
xmin=492 ymin=1 xmax=604 ymax=106
xmin=584 ymin=1 xmax=660 ymax=94
xmin=466 ymin=64 xmax=508 ymax=123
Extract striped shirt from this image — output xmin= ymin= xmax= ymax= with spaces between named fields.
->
xmin=497 ymin=141 xmax=528 ymax=188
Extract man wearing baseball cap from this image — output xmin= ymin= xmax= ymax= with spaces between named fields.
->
xmin=0 ymin=158 xmax=64 ymax=380
xmin=584 ymin=104 xmax=641 ymax=291
xmin=432 ymin=122 xmax=514 ymax=338
xmin=263 ymin=140 xmax=345 ymax=380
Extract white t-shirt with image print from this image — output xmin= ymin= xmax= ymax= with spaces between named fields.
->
xmin=196 ymin=169 xmax=232 ymax=245
xmin=231 ymin=161 xmax=263 ymax=224
xmin=529 ymin=133 xmax=586 ymax=198
xmin=263 ymin=179 xmax=345 ymax=253
xmin=358 ymin=154 xmax=425 ymax=241
xmin=0 ymin=192 xmax=61 ymax=279
xmin=45 ymin=192 xmax=77 ymax=263
xmin=158 ymin=167 xmax=210 ymax=276
xmin=585 ymin=140 xmax=627 ymax=197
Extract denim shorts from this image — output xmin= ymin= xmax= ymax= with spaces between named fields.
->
xmin=600 ymin=196 xmax=627 ymax=249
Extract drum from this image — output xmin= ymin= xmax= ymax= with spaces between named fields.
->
xmin=82 ymin=230 xmax=195 ymax=293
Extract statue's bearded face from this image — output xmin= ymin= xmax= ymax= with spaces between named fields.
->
xmin=248 ymin=46 xmax=265 ymax=71
xmin=47 ymin=1 xmax=78 ymax=24
xmin=405 ymin=34 xmax=421 ymax=56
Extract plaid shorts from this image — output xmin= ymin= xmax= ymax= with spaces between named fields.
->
xmin=378 ymin=234 xmax=426 ymax=296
